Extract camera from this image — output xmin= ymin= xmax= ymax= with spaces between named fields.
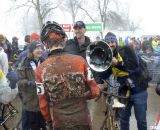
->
xmin=126 ymin=78 xmax=135 ymax=89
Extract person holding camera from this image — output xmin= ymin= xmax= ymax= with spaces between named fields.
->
xmin=95 ymin=32 xmax=148 ymax=130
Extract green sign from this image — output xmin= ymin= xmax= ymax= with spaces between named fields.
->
xmin=86 ymin=23 xmax=103 ymax=32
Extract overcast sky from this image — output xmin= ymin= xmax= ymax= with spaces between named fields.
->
xmin=127 ymin=0 xmax=160 ymax=35
xmin=0 ymin=0 xmax=160 ymax=41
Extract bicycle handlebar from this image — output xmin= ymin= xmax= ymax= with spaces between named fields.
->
xmin=95 ymin=79 xmax=130 ymax=102
xmin=101 ymin=91 xmax=129 ymax=99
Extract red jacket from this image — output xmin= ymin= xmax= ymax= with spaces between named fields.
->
xmin=36 ymin=49 xmax=100 ymax=129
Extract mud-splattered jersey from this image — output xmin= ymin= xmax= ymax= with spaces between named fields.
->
xmin=36 ymin=49 xmax=100 ymax=129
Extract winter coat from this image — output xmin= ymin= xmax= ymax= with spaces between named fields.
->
xmin=17 ymin=57 xmax=44 ymax=111
xmin=64 ymin=36 xmax=91 ymax=59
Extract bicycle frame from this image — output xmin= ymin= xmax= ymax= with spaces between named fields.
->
xmin=99 ymin=80 xmax=130 ymax=130
xmin=100 ymin=92 xmax=122 ymax=130
xmin=0 ymin=103 xmax=18 ymax=130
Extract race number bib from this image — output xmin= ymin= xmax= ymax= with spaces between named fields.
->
xmin=36 ymin=83 xmax=45 ymax=95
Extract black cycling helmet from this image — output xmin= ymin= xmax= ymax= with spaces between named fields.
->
xmin=40 ymin=21 xmax=65 ymax=43
xmin=155 ymin=83 xmax=160 ymax=96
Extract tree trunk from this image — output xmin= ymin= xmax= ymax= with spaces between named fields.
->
xmin=36 ymin=0 xmax=43 ymax=29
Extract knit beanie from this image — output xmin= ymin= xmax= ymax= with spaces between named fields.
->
xmin=104 ymin=32 xmax=118 ymax=43
xmin=29 ymin=41 xmax=43 ymax=53
xmin=104 ymin=32 xmax=118 ymax=57
xmin=30 ymin=33 xmax=40 ymax=42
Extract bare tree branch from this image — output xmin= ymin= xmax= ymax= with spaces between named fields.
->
xmin=60 ymin=0 xmax=83 ymax=23
xmin=8 ymin=0 xmax=61 ymax=30
xmin=42 ymin=1 xmax=63 ymax=18
xmin=12 ymin=4 xmax=34 ymax=11
xmin=78 ymin=6 xmax=95 ymax=22
xmin=31 ymin=0 xmax=36 ymax=7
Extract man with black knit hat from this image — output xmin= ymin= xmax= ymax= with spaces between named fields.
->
xmin=64 ymin=21 xmax=91 ymax=59
xmin=36 ymin=21 xmax=100 ymax=130
xmin=96 ymin=32 xmax=148 ymax=130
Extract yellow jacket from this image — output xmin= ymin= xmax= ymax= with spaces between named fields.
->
xmin=152 ymin=40 xmax=159 ymax=49
xmin=112 ymin=53 xmax=129 ymax=77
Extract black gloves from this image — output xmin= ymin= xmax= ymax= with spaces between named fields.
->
xmin=27 ymin=80 xmax=36 ymax=87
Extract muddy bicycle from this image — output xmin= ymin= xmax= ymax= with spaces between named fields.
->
xmin=0 ymin=101 xmax=21 ymax=130
xmin=99 ymin=80 xmax=130 ymax=130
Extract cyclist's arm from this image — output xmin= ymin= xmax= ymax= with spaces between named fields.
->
xmin=84 ymin=61 xmax=100 ymax=99
xmin=35 ymin=64 xmax=51 ymax=122
xmin=38 ymin=94 xmax=51 ymax=122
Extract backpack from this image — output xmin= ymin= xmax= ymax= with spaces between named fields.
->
xmin=119 ymin=46 xmax=138 ymax=73
xmin=137 ymin=54 xmax=152 ymax=88
xmin=119 ymin=46 xmax=152 ymax=88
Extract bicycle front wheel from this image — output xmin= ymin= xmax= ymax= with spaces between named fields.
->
xmin=102 ymin=108 xmax=120 ymax=130
xmin=1 ymin=103 xmax=18 ymax=130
